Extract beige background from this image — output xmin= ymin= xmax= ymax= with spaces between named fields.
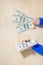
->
xmin=0 ymin=0 xmax=43 ymax=65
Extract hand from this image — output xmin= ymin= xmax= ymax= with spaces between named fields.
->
xmin=33 ymin=18 xmax=40 ymax=26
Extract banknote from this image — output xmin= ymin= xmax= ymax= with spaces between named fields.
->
xmin=16 ymin=22 xmax=35 ymax=33
xmin=13 ymin=10 xmax=34 ymax=24
xmin=16 ymin=39 xmax=37 ymax=52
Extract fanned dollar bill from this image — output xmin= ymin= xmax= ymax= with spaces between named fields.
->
xmin=16 ymin=22 xmax=35 ymax=33
xmin=13 ymin=10 xmax=34 ymax=24
xmin=12 ymin=10 xmax=35 ymax=33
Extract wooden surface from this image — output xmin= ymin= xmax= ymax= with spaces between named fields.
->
xmin=0 ymin=0 xmax=43 ymax=65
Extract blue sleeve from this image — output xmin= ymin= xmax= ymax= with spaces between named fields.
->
xmin=39 ymin=18 xmax=43 ymax=26
xmin=32 ymin=44 xmax=43 ymax=56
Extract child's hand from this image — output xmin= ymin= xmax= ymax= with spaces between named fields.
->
xmin=33 ymin=18 xmax=40 ymax=25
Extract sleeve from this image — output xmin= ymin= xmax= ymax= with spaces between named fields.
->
xmin=39 ymin=18 xmax=43 ymax=26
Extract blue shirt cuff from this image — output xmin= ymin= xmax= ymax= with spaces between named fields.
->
xmin=39 ymin=18 xmax=43 ymax=26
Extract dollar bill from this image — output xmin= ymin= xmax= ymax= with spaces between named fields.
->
xmin=16 ymin=22 xmax=35 ymax=33
xmin=13 ymin=10 xmax=34 ymax=24
xmin=16 ymin=39 xmax=37 ymax=52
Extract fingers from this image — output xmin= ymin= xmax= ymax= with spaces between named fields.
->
xmin=33 ymin=18 xmax=40 ymax=25
xmin=22 ymin=39 xmax=30 ymax=42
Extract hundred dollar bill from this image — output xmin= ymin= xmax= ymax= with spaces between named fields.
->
xmin=16 ymin=22 xmax=35 ymax=33
xmin=16 ymin=39 xmax=37 ymax=52
xmin=12 ymin=10 xmax=34 ymax=24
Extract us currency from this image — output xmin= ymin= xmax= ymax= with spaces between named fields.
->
xmin=16 ymin=22 xmax=35 ymax=33
xmin=16 ymin=39 xmax=37 ymax=52
xmin=13 ymin=10 xmax=34 ymax=25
